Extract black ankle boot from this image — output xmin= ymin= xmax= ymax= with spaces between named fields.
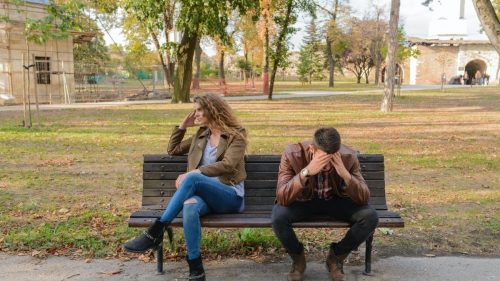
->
xmin=123 ymin=219 xmax=165 ymax=253
xmin=187 ymin=256 xmax=206 ymax=281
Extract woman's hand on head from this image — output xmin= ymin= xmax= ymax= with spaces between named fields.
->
xmin=179 ymin=111 xmax=196 ymax=129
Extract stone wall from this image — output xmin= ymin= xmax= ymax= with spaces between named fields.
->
xmin=403 ymin=41 xmax=499 ymax=85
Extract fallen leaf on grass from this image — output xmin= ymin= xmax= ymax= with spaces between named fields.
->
xmin=99 ymin=269 xmax=122 ymax=276
xmin=379 ymin=228 xmax=394 ymax=236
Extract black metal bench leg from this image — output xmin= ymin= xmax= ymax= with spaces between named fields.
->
xmin=363 ymin=233 xmax=374 ymax=275
xmin=156 ymin=244 xmax=164 ymax=274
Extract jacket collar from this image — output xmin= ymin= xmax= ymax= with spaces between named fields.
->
xmin=197 ymin=126 xmax=231 ymax=160
xmin=197 ymin=127 xmax=230 ymax=139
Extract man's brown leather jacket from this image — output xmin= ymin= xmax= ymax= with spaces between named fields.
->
xmin=276 ymin=141 xmax=370 ymax=206
xmin=167 ymin=126 xmax=247 ymax=186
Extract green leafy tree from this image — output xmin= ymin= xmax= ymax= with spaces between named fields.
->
xmin=23 ymin=0 xmax=85 ymax=44
xmin=268 ymin=0 xmax=315 ymax=100
xmin=341 ymin=18 xmax=374 ymax=84
xmin=73 ymin=19 xmax=109 ymax=66
xmin=122 ymin=0 xmax=177 ymax=90
xmin=297 ymin=19 xmax=324 ymax=84
xmin=172 ymin=0 xmax=259 ymax=103
xmin=315 ymin=0 xmax=347 ymax=87
xmin=236 ymin=12 xmax=262 ymax=87
xmin=297 ymin=45 xmax=313 ymax=84
xmin=380 ymin=27 xmax=420 ymax=64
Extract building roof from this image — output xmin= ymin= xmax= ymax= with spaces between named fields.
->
xmin=407 ymin=37 xmax=491 ymax=46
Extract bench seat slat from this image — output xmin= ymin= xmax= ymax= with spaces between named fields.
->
xmin=130 ymin=209 xmax=402 ymax=219
xmin=128 ymin=216 xmax=403 ymax=228
xmin=143 ymin=154 xmax=384 ymax=163
xmin=140 ymin=196 xmax=387 ymax=206
xmin=143 ymin=162 xmax=384 ymax=173
xmin=144 ymin=171 xmax=385 ymax=181
xmin=142 ymin=186 xmax=388 ymax=197
xmin=137 ymin=203 xmax=390 ymax=212
xmin=142 ymin=179 xmax=386 ymax=190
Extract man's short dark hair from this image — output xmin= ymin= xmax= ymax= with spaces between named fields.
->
xmin=313 ymin=127 xmax=341 ymax=154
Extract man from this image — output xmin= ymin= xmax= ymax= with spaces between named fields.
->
xmin=272 ymin=127 xmax=378 ymax=281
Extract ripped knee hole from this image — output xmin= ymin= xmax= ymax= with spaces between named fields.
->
xmin=183 ymin=198 xmax=198 ymax=204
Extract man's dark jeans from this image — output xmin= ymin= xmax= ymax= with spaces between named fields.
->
xmin=271 ymin=197 xmax=379 ymax=256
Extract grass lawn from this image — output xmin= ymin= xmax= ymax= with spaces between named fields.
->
xmin=0 ymin=86 xmax=498 ymax=261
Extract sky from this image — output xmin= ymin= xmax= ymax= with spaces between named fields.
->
xmin=103 ymin=0 xmax=489 ymax=56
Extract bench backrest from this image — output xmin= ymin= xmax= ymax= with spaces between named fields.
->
xmin=142 ymin=154 xmax=387 ymax=212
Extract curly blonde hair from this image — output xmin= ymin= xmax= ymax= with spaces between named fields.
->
xmin=193 ymin=93 xmax=247 ymax=143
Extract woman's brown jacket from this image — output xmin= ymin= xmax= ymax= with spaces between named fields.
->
xmin=167 ymin=126 xmax=247 ymax=186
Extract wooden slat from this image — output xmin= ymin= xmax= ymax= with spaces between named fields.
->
xmin=144 ymin=162 xmax=383 ymax=173
xmin=142 ymin=186 xmax=386 ymax=198
xmin=245 ymin=155 xmax=281 ymax=163
xmin=144 ymin=171 xmax=384 ymax=181
xmin=141 ymin=195 xmax=387 ymax=207
xmin=144 ymin=172 xmax=183 ymax=180
xmin=128 ymin=213 xmax=403 ymax=228
xmin=144 ymin=154 xmax=187 ymax=163
xmin=357 ymin=154 xmax=384 ymax=163
xmin=143 ymin=180 xmax=177 ymax=189
xmin=144 ymin=163 xmax=187 ymax=172
xmin=361 ymin=171 xmax=384 ymax=180
xmin=137 ymin=203 xmax=389 ymax=211
xmin=130 ymin=209 xmax=402 ymax=220
xmin=144 ymin=154 xmax=384 ymax=163
xmin=142 ymin=180 xmax=385 ymax=189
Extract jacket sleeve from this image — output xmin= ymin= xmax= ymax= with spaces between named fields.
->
xmin=167 ymin=126 xmax=192 ymax=155
xmin=276 ymin=152 xmax=307 ymax=206
xmin=344 ymin=156 xmax=370 ymax=205
xmin=198 ymin=132 xmax=247 ymax=177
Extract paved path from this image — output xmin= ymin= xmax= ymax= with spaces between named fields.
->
xmin=0 ymin=253 xmax=498 ymax=281
xmin=0 ymin=85 xmax=473 ymax=112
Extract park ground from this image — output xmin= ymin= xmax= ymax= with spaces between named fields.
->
xmin=0 ymin=85 xmax=498 ymax=265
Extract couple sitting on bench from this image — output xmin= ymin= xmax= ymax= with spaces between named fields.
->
xmin=123 ymin=93 xmax=379 ymax=281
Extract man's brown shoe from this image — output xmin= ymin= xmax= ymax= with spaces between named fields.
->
xmin=288 ymin=251 xmax=306 ymax=281
xmin=326 ymin=247 xmax=348 ymax=281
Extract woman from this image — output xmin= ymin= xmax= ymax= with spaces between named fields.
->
xmin=123 ymin=93 xmax=247 ymax=281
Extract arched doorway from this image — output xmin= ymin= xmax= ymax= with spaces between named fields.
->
xmin=464 ymin=59 xmax=487 ymax=85
xmin=381 ymin=64 xmax=404 ymax=84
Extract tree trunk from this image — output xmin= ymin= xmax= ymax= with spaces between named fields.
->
xmin=162 ymin=5 xmax=174 ymax=88
xmin=327 ymin=36 xmax=334 ymax=87
xmin=375 ymin=62 xmax=381 ymax=85
xmin=172 ymin=31 xmax=198 ymax=103
xmin=244 ymin=52 xmax=249 ymax=85
xmin=381 ymin=0 xmax=400 ymax=112
xmin=263 ymin=27 xmax=270 ymax=96
xmin=192 ymin=39 xmax=202 ymax=89
xmin=149 ymin=29 xmax=171 ymax=90
xmin=472 ymin=0 xmax=500 ymax=55
xmin=269 ymin=0 xmax=294 ymax=100
xmin=326 ymin=0 xmax=339 ymax=87
xmin=219 ymin=50 xmax=226 ymax=86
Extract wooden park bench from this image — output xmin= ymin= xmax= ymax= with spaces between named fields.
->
xmin=128 ymin=154 xmax=404 ymax=275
